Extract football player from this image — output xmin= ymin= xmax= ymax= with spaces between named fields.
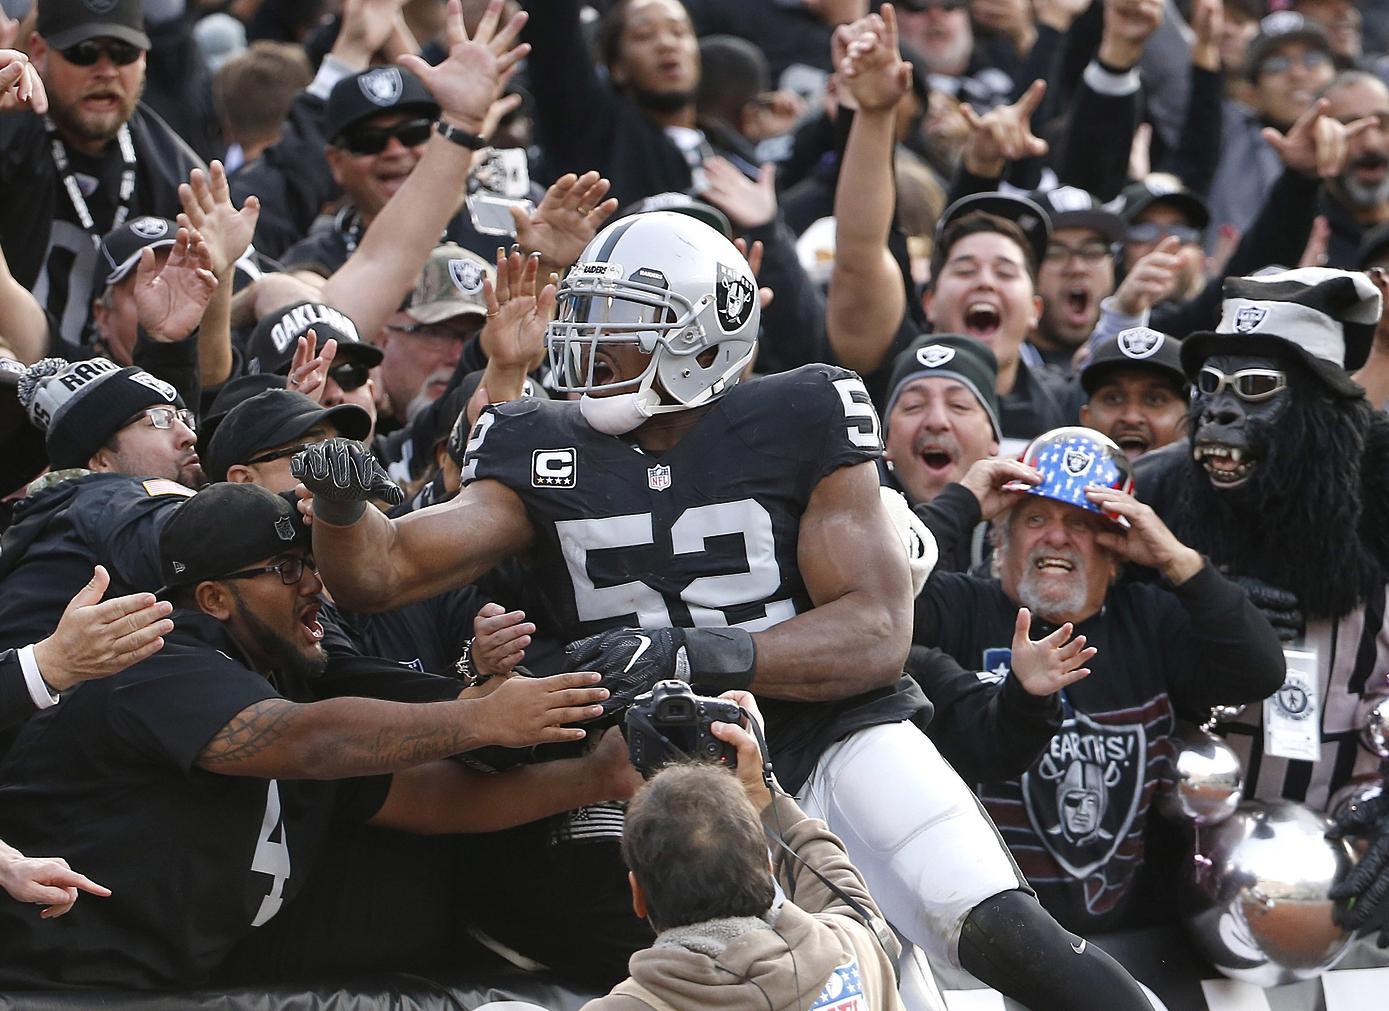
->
xmin=294 ymin=211 xmax=1150 ymax=1009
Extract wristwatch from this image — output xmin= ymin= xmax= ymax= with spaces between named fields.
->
xmin=454 ymin=638 xmax=485 ymax=689
xmin=435 ymin=119 xmax=487 ymax=151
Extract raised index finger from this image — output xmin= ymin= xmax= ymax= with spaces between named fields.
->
xmin=1014 ymin=79 xmax=1047 ymax=120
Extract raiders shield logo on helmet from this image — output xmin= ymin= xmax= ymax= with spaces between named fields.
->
xmin=1116 ymin=326 xmax=1162 ymax=359
xmin=130 ymin=217 xmax=169 ymax=240
xmin=715 ymin=263 xmax=755 ymax=333
xmin=1022 ymin=712 xmax=1146 ymax=880
xmin=358 ymin=68 xmax=404 ymax=107
xmin=916 ymin=344 xmax=957 ymax=368
xmin=449 ymin=259 xmax=485 ymax=295
xmin=1062 ymin=448 xmax=1094 ymax=476
xmin=1232 ymin=306 xmax=1268 ymax=333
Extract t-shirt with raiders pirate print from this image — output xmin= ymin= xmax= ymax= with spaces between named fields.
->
xmin=912 ymin=563 xmax=1284 ymax=933
xmin=462 ymin=364 xmax=931 ymax=793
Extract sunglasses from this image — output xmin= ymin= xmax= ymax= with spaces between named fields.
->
xmin=220 ymin=555 xmax=315 ymax=587
xmin=338 ymin=117 xmax=433 ymax=156
xmin=1196 ymin=366 xmax=1288 ymax=402
xmin=1259 ymin=51 xmax=1331 ymax=76
xmin=328 ymin=361 xmax=371 ymax=392
xmin=60 ymin=38 xmax=143 ymax=67
xmin=1126 ymin=222 xmax=1202 ymax=245
xmin=139 ymin=406 xmax=197 ymax=432
xmin=247 ymin=441 xmax=320 ymax=466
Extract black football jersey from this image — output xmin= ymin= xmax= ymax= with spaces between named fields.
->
xmin=464 ymin=365 xmax=926 ymax=788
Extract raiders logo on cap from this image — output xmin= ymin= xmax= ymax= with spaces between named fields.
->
xmin=130 ymin=217 xmax=169 ymax=240
xmin=1233 ymin=306 xmax=1269 ymax=333
xmin=1062 ymin=448 xmax=1094 ymax=476
xmin=715 ymin=263 xmax=754 ymax=333
xmin=916 ymin=344 xmax=957 ymax=368
xmin=128 ymin=371 xmax=178 ymax=402
xmin=1116 ymin=326 xmax=1164 ymax=359
xmin=358 ymin=67 xmax=404 ymax=107
xmin=449 ymin=259 xmax=485 ymax=295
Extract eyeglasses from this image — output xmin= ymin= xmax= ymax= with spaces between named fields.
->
xmin=220 ymin=556 xmax=315 ymax=587
xmin=60 ymin=38 xmax=143 ymax=67
xmin=328 ymin=361 xmax=371 ymax=392
xmin=337 ymin=117 xmax=434 ymax=156
xmin=140 ymin=407 xmax=197 ymax=432
xmin=1196 ymin=366 xmax=1288 ymax=402
xmin=1259 ymin=51 xmax=1332 ymax=76
xmin=1126 ymin=222 xmax=1202 ymax=245
xmin=247 ymin=441 xmax=319 ymax=466
xmin=1044 ymin=241 xmax=1111 ymax=265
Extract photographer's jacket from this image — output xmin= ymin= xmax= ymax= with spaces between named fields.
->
xmin=580 ymin=793 xmax=903 ymax=1011
xmin=912 ymin=562 xmax=1284 ymax=934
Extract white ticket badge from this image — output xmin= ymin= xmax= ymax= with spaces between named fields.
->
xmin=1264 ymin=646 xmax=1321 ymax=762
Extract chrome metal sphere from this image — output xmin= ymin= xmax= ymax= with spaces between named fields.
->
xmin=1362 ymin=697 xmax=1389 ymax=760
xmin=1156 ymin=724 xmax=1244 ymax=826
xmin=1181 ymin=801 xmax=1358 ymax=987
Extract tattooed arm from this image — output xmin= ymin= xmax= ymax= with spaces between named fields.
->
xmin=195 ymin=672 xmax=608 ymax=779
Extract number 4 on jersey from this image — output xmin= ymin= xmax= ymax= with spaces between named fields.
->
xmin=250 ymin=780 xmax=291 ymax=927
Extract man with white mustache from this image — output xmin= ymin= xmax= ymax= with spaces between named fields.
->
xmin=911 ymin=426 xmax=1284 ymax=936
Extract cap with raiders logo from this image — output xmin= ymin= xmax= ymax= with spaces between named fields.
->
xmin=38 ymin=0 xmax=151 ymax=51
xmin=324 ymin=66 xmax=438 ymax=144
xmin=1181 ymin=267 xmax=1380 ymax=398
xmin=204 ymin=388 xmax=371 ymax=483
xmin=158 ymin=483 xmax=307 ymax=593
xmin=884 ymin=334 xmax=1002 ymax=441
xmin=1115 ymin=176 xmax=1210 ymax=230
xmin=1246 ymin=11 xmax=1332 ymax=82
xmin=1015 ymin=426 xmax=1135 ymax=526
xmin=1029 ymin=187 xmax=1124 ymax=245
xmin=934 ymin=192 xmax=1051 ymax=273
xmin=98 ymin=216 xmax=177 ymax=288
xmin=246 ymin=300 xmax=383 ymax=376
xmin=16 ymin=356 xmax=184 ymax=469
xmin=404 ymin=244 xmax=494 ymax=325
xmin=1080 ymin=327 xmax=1187 ymax=395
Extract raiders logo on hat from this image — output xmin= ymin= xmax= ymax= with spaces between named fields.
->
xmin=715 ymin=263 xmax=754 ymax=333
xmin=128 ymin=371 xmax=178 ymax=402
xmin=1116 ymin=326 xmax=1164 ymax=359
xmin=129 ymin=217 xmax=169 ymax=240
xmin=1233 ymin=306 xmax=1269 ymax=333
xmin=359 ymin=67 xmax=404 ymax=107
xmin=1063 ymin=448 xmax=1094 ymax=476
xmin=449 ymin=259 xmax=485 ymax=295
xmin=916 ymin=344 xmax=957 ymax=368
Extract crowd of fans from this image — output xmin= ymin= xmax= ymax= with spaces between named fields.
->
xmin=2 ymin=0 xmax=1389 ymax=1008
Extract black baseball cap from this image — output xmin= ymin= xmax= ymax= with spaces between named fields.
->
xmin=934 ymin=192 xmax=1051 ymax=272
xmin=98 ymin=216 xmax=177 ymax=288
xmin=159 ymin=483 xmax=306 ymax=592
xmin=621 ymin=193 xmax=733 ymax=240
xmin=1116 ymin=178 xmax=1211 ymax=230
xmin=1029 ymin=187 xmax=1124 ymax=245
xmin=246 ymin=300 xmax=383 ymax=376
xmin=196 ymin=372 xmax=286 ymax=461
xmin=1246 ymin=11 xmax=1332 ymax=81
xmin=324 ymin=67 xmax=438 ymax=143
xmin=884 ymin=334 xmax=1002 ymax=441
xmin=204 ymin=388 xmax=371 ymax=483
xmin=38 ymin=0 xmax=151 ymax=50
xmin=1080 ymin=327 xmax=1187 ymax=396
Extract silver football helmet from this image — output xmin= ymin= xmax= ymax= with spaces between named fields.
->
xmin=546 ymin=211 xmax=759 ymax=413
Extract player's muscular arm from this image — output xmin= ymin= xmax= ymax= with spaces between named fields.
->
xmin=311 ymin=478 xmax=534 ymax=613
xmin=750 ymin=460 xmax=912 ymax=700
xmin=196 ymin=672 xmax=606 ymax=779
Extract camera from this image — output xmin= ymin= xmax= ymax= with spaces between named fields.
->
xmin=624 ymin=681 xmax=743 ymax=777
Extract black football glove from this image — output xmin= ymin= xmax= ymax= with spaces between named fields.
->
xmin=291 ymin=438 xmax=403 ymax=524
xmin=1327 ymin=774 xmax=1389 ymax=947
xmin=1234 ymin=576 xmax=1304 ymax=642
xmin=565 ymin=627 xmax=690 ymax=727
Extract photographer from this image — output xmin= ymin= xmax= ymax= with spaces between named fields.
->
xmin=585 ymin=690 xmax=904 ymax=1011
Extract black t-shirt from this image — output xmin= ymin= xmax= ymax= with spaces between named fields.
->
xmin=0 ymin=611 xmax=390 ymax=989
xmin=463 ymin=364 xmax=929 ymax=791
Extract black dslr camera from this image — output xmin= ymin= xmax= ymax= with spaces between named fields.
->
xmin=624 ymin=680 xmax=743 ymax=777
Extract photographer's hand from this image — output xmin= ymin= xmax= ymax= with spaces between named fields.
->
xmin=711 ymin=690 xmax=776 ymax=814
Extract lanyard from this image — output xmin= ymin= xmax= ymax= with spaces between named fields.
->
xmin=47 ymin=117 xmax=137 ymax=244
xmin=336 ymin=206 xmax=364 ymax=255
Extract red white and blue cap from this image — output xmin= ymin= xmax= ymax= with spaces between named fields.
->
xmin=1015 ymin=426 xmax=1135 ymax=525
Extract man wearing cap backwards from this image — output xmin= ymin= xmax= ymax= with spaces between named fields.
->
xmin=1078 ymin=327 xmax=1189 ymax=461
xmin=1133 ymin=266 xmax=1389 ymax=949
xmin=914 ymin=426 xmax=1284 ymax=936
xmin=0 ymin=482 xmax=637 ymax=990
xmin=0 ymin=0 xmax=204 ymax=344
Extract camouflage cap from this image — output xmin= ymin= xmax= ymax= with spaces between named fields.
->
xmin=405 ymin=245 xmax=495 ymax=325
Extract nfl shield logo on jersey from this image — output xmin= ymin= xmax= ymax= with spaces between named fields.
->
xmin=359 ymin=67 xmax=403 ymax=106
xmin=647 ymin=464 xmax=672 ymax=491
xmin=1232 ymin=306 xmax=1268 ymax=333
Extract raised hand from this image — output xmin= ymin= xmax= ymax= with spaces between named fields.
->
xmin=291 ymin=438 xmax=404 ymax=526
xmin=512 ymin=171 xmax=618 ymax=274
xmin=1113 ymin=235 xmax=1183 ymax=315
xmin=733 ymin=236 xmax=775 ymax=310
xmin=700 ymin=157 xmax=777 ymax=230
xmin=972 ymin=0 xmax=1037 ymax=57
xmin=30 ymin=565 xmax=174 ymax=693
xmin=335 ymin=0 xmax=410 ymax=66
xmin=134 ymin=227 xmax=219 ymax=341
xmin=1264 ymin=98 xmax=1379 ymax=178
xmin=473 ymin=670 xmax=609 ymax=746
xmin=285 ymin=329 xmax=339 ymax=404
xmin=834 ymin=4 xmax=912 ymax=113
xmin=1099 ymin=0 xmax=1165 ymax=71
xmin=959 ymin=457 xmax=1042 ymax=521
xmin=960 ymin=79 xmax=1048 ymax=178
xmin=1088 ymin=486 xmax=1204 ymax=584
xmin=471 ymin=601 xmax=535 ymax=678
xmin=1008 ymin=607 xmax=1096 ymax=697
xmin=399 ymin=0 xmax=529 ymax=135
xmin=1189 ymin=0 xmax=1223 ymax=72
xmin=178 ymin=161 xmax=260 ymax=278
xmin=481 ymin=248 xmax=555 ymax=374
xmin=0 ymin=43 xmax=46 ymax=114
